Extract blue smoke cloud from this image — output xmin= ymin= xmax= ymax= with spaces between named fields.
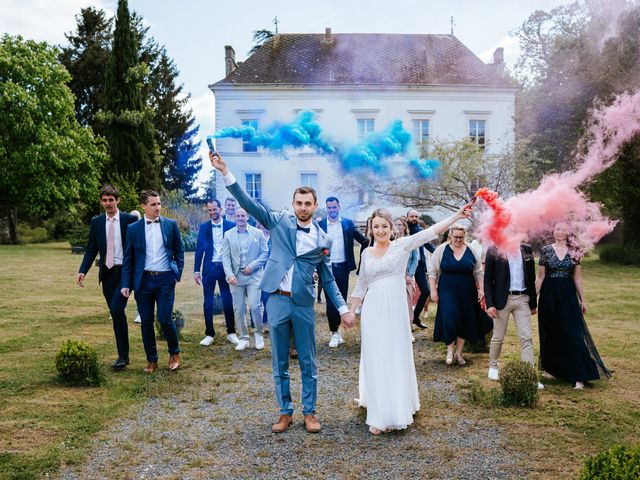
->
xmin=212 ymin=110 xmax=439 ymax=178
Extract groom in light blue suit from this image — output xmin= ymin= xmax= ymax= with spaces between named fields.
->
xmin=210 ymin=151 xmax=355 ymax=434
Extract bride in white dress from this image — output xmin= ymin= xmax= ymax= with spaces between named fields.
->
xmin=347 ymin=206 xmax=470 ymax=435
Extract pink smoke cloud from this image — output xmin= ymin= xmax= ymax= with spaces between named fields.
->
xmin=474 ymin=90 xmax=640 ymax=255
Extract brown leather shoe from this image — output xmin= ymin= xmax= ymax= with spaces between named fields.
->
xmin=168 ymin=353 xmax=180 ymax=371
xmin=290 ymin=347 xmax=298 ymax=359
xmin=271 ymin=414 xmax=293 ymax=433
xmin=304 ymin=414 xmax=321 ymax=433
xmin=143 ymin=361 xmax=158 ymax=374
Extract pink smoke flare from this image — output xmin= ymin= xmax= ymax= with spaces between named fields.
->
xmin=474 ymin=90 xmax=640 ymax=255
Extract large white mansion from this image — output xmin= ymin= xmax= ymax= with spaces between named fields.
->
xmin=210 ymin=29 xmax=516 ymax=220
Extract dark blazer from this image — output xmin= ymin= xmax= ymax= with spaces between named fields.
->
xmin=484 ymin=243 xmax=537 ymax=311
xmin=193 ymin=219 xmax=236 ymax=275
xmin=78 ymin=211 xmax=139 ymax=283
xmin=318 ymin=217 xmax=369 ymax=271
xmin=121 ymin=217 xmax=184 ymax=292
xmin=408 ymin=223 xmax=436 ymax=263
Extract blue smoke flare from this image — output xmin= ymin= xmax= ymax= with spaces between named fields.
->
xmin=212 ymin=110 xmax=439 ymax=178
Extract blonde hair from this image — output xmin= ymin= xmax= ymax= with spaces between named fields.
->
xmin=448 ymin=224 xmax=467 ymax=244
xmin=394 ymin=216 xmax=409 ymax=238
xmin=368 ymin=209 xmax=396 ymax=243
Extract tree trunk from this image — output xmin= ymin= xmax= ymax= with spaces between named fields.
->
xmin=0 ymin=205 xmax=18 ymax=244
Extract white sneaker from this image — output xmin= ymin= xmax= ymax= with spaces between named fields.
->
xmin=574 ymin=381 xmax=584 ymax=390
xmin=328 ymin=333 xmax=344 ymax=348
xmin=235 ymin=339 xmax=248 ymax=351
xmin=488 ymin=367 xmax=500 ymax=381
xmin=411 ymin=335 xmax=416 ymax=343
xmin=199 ymin=335 xmax=214 ymax=346
xmin=227 ymin=333 xmax=240 ymax=345
xmin=134 ymin=315 xmax=141 ymax=324
xmin=255 ymin=334 xmax=265 ymax=350
xmin=537 ymin=382 xmax=545 ymax=390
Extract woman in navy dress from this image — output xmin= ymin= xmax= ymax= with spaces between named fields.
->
xmin=429 ymin=225 xmax=493 ymax=365
xmin=536 ymin=223 xmax=611 ymax=389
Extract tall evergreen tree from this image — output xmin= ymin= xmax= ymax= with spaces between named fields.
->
xmin=100 ymin=0 xmax=160 ymax=189
xmin=167 ymin=121 xmax=202 ymax=198
xmin=59 ymin=7 xmax=112 ymax=130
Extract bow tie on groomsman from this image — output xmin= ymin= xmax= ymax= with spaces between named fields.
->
xmin=296 ymin=224 xmax=310 ymax=234
xmin=212 ymin=223 xmax=222 ymax=228
xmin=146 ymin=218 xmax=160 ymax=224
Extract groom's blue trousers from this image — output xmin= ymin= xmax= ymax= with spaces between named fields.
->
xmin=267 ymin=293 xmax=317 ymax=416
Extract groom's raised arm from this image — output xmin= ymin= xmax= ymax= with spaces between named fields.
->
xmin=209 ymin=151 xmax=278 ymax=229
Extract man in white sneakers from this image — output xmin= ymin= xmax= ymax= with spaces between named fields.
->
xmin=221 ymin=208 xmax=269 ymax=350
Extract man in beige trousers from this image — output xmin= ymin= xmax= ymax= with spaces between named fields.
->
xmin=484 ymin=243 xmax=544 ymax=389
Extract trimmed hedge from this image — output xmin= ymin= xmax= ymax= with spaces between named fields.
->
xmin=499 ymin=360 xmax=539 ymax=407
xmin=599 ymin=244 xmax=640 ymax=266
xmin=579 ymin=444 xmax=640 ymax=479
xmin=55 ymin=339 xmax=104 ymax=386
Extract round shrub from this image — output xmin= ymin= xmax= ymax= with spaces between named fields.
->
xmin=499 ymin=359 xmax=538 ymax=407
xmin=155 ymin=309 xmax=186 ymax=339
xmin=579 ymin=444 xmax=640 ymax=479
xmin=55 ymin=340 xmax=104 ymax=386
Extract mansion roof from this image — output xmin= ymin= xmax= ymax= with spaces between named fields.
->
xmin=215 ymin=33 xmax=514 ymax=88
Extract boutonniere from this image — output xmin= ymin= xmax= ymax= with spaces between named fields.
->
xmin=322 ymin=248 xmax=330 ymax=256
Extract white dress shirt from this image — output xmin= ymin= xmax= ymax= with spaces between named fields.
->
xmin=105 ymin=210 xmax=124 ymax=266
xmin=211 ymin=219 xmax=224 ymax=262
xmin=326 ymin=217 xmax=346 ymax=264
xmin=143 ymin=216 xmax=171 ymax=272
xmin=507 ymin=249 xmax=526 ymax=291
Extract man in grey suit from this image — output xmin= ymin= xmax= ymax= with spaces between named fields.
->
xmin=210 ymin=151 xmax=355 ymax=434
xmin=221 ymin=207 xmax=269 ymax=351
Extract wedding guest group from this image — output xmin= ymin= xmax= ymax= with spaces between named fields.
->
xmin=221 ymin=207 xmax=269 ymax=351
xmin=318 ymin=196 xmax=369 ymax=348
xmin=194 ymin=199 xmax=236 ymax=347
xmin=76 ymin=185 xmax=138 ymax=370
xmin=120 ymin=189 xmax=184 ymax=373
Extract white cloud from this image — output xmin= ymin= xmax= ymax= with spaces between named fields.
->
xmin=478 ymin=35 xmax=521 ymax=69
xmin=0 ymin=0 xmax=114 ymax=46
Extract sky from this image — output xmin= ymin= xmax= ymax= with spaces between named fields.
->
xmin=1 ymin=0 xmax=575 ymax=187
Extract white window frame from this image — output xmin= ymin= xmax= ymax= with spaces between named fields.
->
xmin=299 ymin=172 xmax=319 ymax=191
xmin=464 ymin=110 xmax=490 ymax=152
xmin=244 ymin=172 xmax=263 ymax=200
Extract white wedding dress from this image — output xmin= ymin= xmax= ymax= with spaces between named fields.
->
xmin=352 ymin=227 xmax=438 ymax=431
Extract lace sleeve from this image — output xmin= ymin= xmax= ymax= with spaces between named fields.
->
xmin=400 ymin=226 xmax=438 ymax=252
xmin=539 ymin=246 xmax=549 ymax=267
xmin=351 ymin=250 xmax=368 ymax=299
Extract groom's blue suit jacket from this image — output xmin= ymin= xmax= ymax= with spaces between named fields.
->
xmin=227 ymin=182 xmax=346 ymax=309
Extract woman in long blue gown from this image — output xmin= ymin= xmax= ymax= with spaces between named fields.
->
xmin=429 ymin=225 xmax=493 ymax=365
xmin=536 ymin=223 xmax=611 ymax=389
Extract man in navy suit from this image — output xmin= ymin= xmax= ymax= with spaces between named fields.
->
xmin=407 ymin=209 xmax=436 ymax=329
xmin=318 ymin=197 xmax=369 ymax=348
xmin=120 ymin=190 xmax=184 ymax=373
xmin=194 ymin=199 xmax=236 ymax=347
xmin=76 ymin=185 xmax=138 ymax=370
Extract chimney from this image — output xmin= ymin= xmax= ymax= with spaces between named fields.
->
xmin=323 ymin=27 xmax=333 ymax=45
xmin=225 ymin=45 xmax=237 ymax=76
xmin=493 ymin=47 xmax=504 ymax=74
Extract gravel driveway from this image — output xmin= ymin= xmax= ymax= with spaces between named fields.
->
xmin=57 ymin=327 xmax=525 ymax=480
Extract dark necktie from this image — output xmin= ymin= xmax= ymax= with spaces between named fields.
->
xmin=297 ymin=224 xmax=310 ymax=234
xmin=146 ymin=218 xmax=160 ymax=224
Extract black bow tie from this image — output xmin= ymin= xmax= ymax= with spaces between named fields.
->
xmin=146 ymin=219 xmax=160 ymax=224
xmin=297 ymin=224 xmax=310 ymax=234
xmin=212 ymin=223 xmax=222 ymax=228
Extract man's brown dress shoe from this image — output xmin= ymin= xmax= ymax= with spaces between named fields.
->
xmin=271 ymin=414 xmax=293 ymax=433
xmin=143 ymin=361 xmax=158 ymax=374
xmin=304 ymin=414 xmax=321 ymax=433
xmin=168 ymin=353 xmax=180 ymax=371
xmin=290 ymin=347 xmax=298 ymax=359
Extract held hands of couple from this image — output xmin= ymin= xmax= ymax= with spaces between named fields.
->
xmin=341 ymin=310 xmax=356 ymax=329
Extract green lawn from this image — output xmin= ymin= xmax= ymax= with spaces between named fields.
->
xmin=0 ymin=243 xmax=638 ymax=479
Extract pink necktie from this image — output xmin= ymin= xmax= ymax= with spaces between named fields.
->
xmin=106 ymin=217 xmax=115 ymax=269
